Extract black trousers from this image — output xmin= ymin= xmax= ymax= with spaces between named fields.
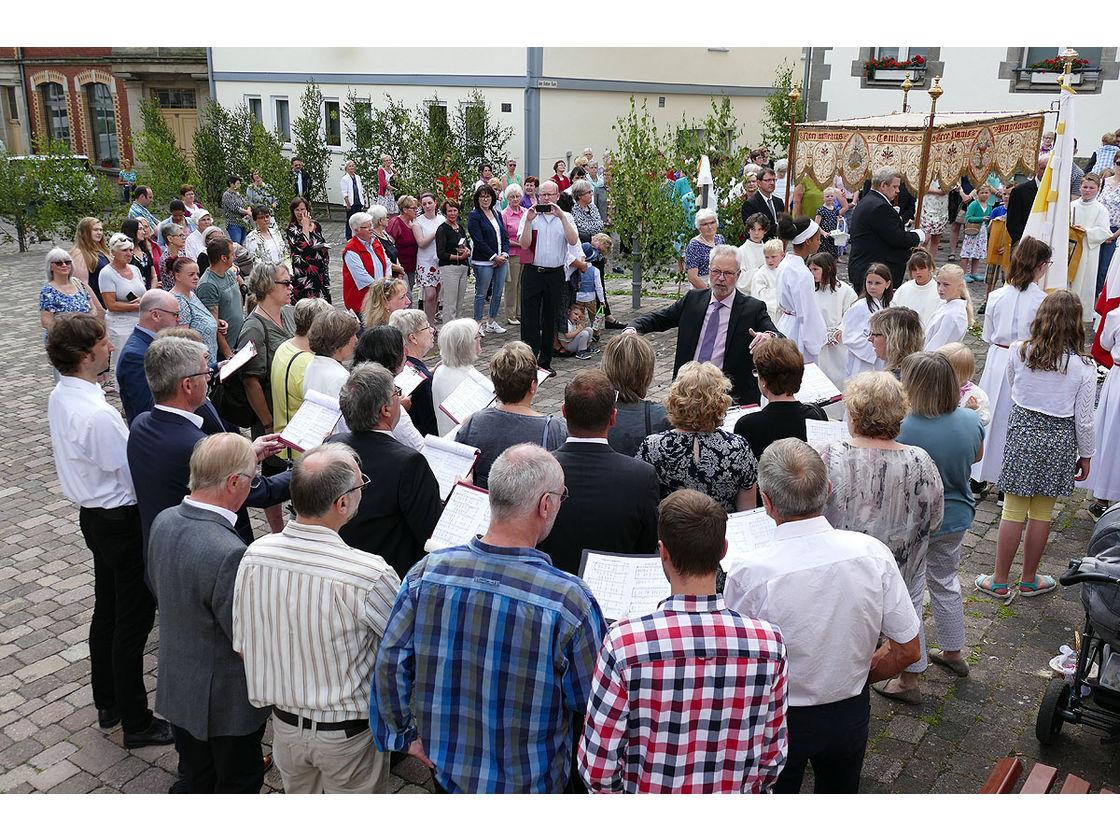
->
xmin=79 ymin=505 xmax=156 ymax=732
xmin=772 ymin=684 xmax=870 ymax=794
xmin=172 ymin=723 xmax=267 ymax=793
xmin=344 ymin=204 xmax=363 ymax=240
xmin=521 ymin=265 xmax=564 ymax=367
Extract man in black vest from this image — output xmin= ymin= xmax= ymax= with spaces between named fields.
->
xmin=1006 ymin=154 xmax=1049 ymax=247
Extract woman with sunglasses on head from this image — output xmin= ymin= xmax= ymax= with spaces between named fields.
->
xmin=120 ymin=217 xmax=156 ymax=290
xmin=40 ymin=247 xmax=102 ymax=379
xmin=169 ymin=257 xmax=222 ymax=363
xmin=100 ymin=233 xmax=147 ymax=383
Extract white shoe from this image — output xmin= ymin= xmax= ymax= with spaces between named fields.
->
xmin=507 ymin=318 xmax=520 ymax=326
xmin=486 ymin=321 xmax=507 ymax=334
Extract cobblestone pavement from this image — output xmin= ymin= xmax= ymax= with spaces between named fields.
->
xmin=1 ymin=220 xmax=1117 ymax=794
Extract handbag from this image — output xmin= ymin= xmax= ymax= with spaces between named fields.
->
xmin=963 ymin=223 xmax=981 ymax=237
xmin=209 ymin=368 xmax=255 ymax=428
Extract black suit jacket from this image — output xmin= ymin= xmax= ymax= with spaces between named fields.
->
xmin=1006 ymin=179 xmax=1038 ymax=246
xmin=330 ymin=429 xmax=442 ymax=579
xmin=858 ymin=180 xmax=915 ymax=224
xmin=128 ymin=407 xmax=290 ymax=553
xmin=847 ymin=189 xmax=922 ymax=293
xmin=537 ymin=441 xmax=660 ymax=577
xmin=741 ymin=192 xmax=785 ymax=240
xmin=292 ymin=169 xmax=311 ymax=200
xmin=630 ymin=289 xmax=780 ymax=406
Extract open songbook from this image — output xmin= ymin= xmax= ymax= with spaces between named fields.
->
xmin=422 ymin=434 xmax=481 ymax=501
xmin=438 ymin=375 xmax=495 ymax=426
xmin=394 ymin=365 xmax=428 ymax=399
xmin=277 ymin=390 xmax=342 ymax=453
xmin=579 ymin=551 xmax=671 ymax=624
xmin=219 ymin=340 xmax=256 ymax=381
xmin=424 ymin=482 xmax=491 ymax=553
xmin=720 ymin=507 xmax=776 ymax=572
xmin=794 ymin=362 xmax=843 ymax=406
xmin=804 ymin=418 xmax=849 ymax=447
xmin=721 ymin=404 xmax=761 ymax=434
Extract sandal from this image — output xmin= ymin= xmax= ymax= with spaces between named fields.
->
xmin=1018 ymin=574 xmax=1057 ymax=598
xmin=974 ymin=574 xmax=1016 ymax=604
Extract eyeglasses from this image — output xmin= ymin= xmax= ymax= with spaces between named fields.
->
xmin=336 ymin=473 xmax=372 ymax=503
xmin=183 ymin=370 xmax=212 ymax=381
xmin=275 ymin=280 xmax=293 ymax=287
xmin=868 ymin=332 xmax=885 ymax=338
xmin=542 ymin=487 xmax=569 ymax=505
xmin=393 ymin=385 xmax=403 ymax=397
xmin=709 ymin=269 xmax=738 ymax=279
xmin=153 ymin=308 xmax=182 ymax=319
xmin=234 ymin=472 xmax=263 ymax=489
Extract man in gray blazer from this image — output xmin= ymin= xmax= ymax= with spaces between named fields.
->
xmin=148 ymin=433 xmax=272 ymax=793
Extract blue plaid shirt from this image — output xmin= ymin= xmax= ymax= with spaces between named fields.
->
xmin=370 ymin=537 xmax=607 ymax=793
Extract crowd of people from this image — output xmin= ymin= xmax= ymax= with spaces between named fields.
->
xmin=37 ymin=130 xmax=1120 ymax=795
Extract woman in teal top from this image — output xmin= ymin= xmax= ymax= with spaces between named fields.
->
xmin=960 ymin=182 xmax=998 ymax=282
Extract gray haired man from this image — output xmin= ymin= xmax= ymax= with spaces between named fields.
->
xmin=723 ymin=438 xmax=920 ymax=794
xmin=148 ymin=433 xmax=272 ymax=792
xmin=233 ymin=442 xmax=401 ymax=794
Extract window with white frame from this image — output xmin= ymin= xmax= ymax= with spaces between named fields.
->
xmin=1022 ymin=47 xmax=1102 ymax=70
xmin=246 ymin=96 xmax=263 ymax=124
xmin=273 ymin=97 xmax=290 ymax=143
xmin=39 ymin=82 xmax=70 ymax=147
xmin=324 ymin=99 xmax=341 ymax=148
xmin=84 ymin=82 xmax=118 ymax=168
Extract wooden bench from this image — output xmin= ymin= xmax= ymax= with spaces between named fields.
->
xmin=982 ymin=757 xmax=1113 ymax=794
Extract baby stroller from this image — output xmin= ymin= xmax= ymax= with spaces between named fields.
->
xmin=1036 ymin=504 xmax=1120 ymax=745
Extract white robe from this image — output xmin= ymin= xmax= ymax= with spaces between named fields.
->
xmin=814 ymin=281 xmax=858 ymax=388
xmin=751 ymin=263 xmax=782 ymax=322
xmin=971 ymin=282 xmax=1047 ymax=483
xmin=736 ymin=240 xmax=765 ymax=293
xmin=841 ymin=298 xmax=885 ymax=381
xmin=924 ymin=298 xmax=968 ymax=351
xmin=776 ymin=254 xmax=827 ymax=364
xmin=1080 ymin=309 xmax=1120 ymax=500
xmin=1070 ymin=199 xmax=1111 ymax=319
xmin=892 ymin=279 xmax=941 ymax=328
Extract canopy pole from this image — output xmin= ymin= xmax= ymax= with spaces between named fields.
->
xmin=913 ymin=76 xmax=943 ymax=228
xmin=785 ymin=83 xmax=802 ymax=209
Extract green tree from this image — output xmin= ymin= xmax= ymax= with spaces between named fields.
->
xmin=758 ymin=60 xmax=804 ymax=155
xmin=607 ymin=98 xmax=691 ymax=303
xmin=131 ymin=96 xmax=197 ymax=206
xmin=0 ymin=135 xmax=119 ymax=251
xmin=292 ymin=81 xmax=332 ymax=218
xmin=244 ymin=118 xmax=293 ymax=213
xmin=451 ymin=89 xmax=513 ymax=206
xmin=342 ymin=90 xmax=384 ymax=202
xmin=192 ymin=97 xmax=245 ymax=209
xmin=673 ymin=96 xmax=746 ymax=244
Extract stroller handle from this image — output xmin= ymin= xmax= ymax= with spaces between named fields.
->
xmin=1060 ymin=557 xmax=1120 ymax=587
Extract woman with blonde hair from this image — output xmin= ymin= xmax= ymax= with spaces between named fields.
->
xmin=977 ymin=290 xmax=1096 ymax=601
xmin=637 ymin=361 xmax=758 ymax=512
xmin=361 ymin=276 xmax=410 ymax=329
xmin=454 ymin=341 xmax=568 ymax=488
xmin=814 ymin=370 xmax=944 ymax=705
xmin=70 ymin=217 xmax=111 ymax=302
xmin=602 ymin=332 xmax=672 ymax=456
xmin=868 ymin=306 xmax=924 ymax=377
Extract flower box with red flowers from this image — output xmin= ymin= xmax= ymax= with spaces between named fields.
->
xmin=864 ymin=55 xmax=925 ymax=81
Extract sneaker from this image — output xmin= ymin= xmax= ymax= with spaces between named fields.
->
xmin=1089 ymin=500 xmax=1111 ymax=522
xmin=574 ymin=350 xmax=593 ymax=360
xmin=486 ymin=321 xmax=507 ymax=334
xmin=507 ymin=318 xmax=520 ymax=326
xmin=589 ymin=347 xmax=601 ymax=354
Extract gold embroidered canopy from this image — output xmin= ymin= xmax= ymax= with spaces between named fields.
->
xmin=792 ymin=111 xmax=1047 ymax=192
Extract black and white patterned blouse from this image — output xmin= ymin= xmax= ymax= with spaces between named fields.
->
xmin=636 ymin=429 xmax=758 ymax=513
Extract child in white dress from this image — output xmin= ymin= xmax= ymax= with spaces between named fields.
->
xmin=937 ymin=341 xmax=990 ymax=425
xmin=750 ymin=239 xmax=784 ymax=321
xmin=924 ymin=264 xmax=973 ymax=351
xmin=736 ymin=213 xmax=770 ymax=293
xmin=842 ymin=262 xmax=892 ymax=381
xmin=892 ymin=248 xmax=941 ymax=328
xmin=808 ymin=251 xmax=857 ymax=388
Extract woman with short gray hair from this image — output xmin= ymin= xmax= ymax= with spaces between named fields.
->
xmin=390 ymin=308 xmax=438 ymax=437
xmin=685 ymin=208 xmax=726 ymax=290
xmin=431 ymin=318 xmax=486 ymax=437
xmin=158 ymin=221 xmax=187 ymax=290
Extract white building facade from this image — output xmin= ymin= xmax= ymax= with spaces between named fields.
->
xmin=209 ymin=46 xmax=803 ymax=204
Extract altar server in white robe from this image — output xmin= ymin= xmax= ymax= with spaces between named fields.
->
xmin=808 ymin=252 xmax=857 ymax=388
xmin=1070 ymin=174 xmax=1112 ymax=322
xmin=775 ymin=216 xmax=827 ymax=365
xmin=924 ymin=264 xmax=972 ymax=351
xmin=842 ymin=263 xmax=892 ymax=381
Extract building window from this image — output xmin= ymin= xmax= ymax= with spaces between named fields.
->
xmin=354 ymin=100 xmax=372 ymax=146
xmin=39 ymin=82 xmax=69 ymax=147
xmin=152 ymin=88 xmax=196 ymax=109
xmin=246 ymin=96 xmax=263 ymax=124
xmin=426 ymin=100 xmax=448 ymax=141
xmin=324 ymin=99 xmax=341 ymax=147
xmin=273 ymin=97 xmax=290 ymax=143
xmin=7 ymin=86 xmax=18 ymax=120
xmin=461 ymin=102 xmax=484 ymax=162
xmin=1022 ymin=47 xmax=1102 ymax=70
xmin=84 ymin=82 xmax=118 ymax=168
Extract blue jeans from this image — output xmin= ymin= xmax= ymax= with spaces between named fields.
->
xmin=227 ymin=224 xmax=246 ymax=245
xmin=473 ymin=261 xmax=508 ymax=321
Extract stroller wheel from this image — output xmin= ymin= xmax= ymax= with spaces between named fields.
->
xmin=1036 ymin=679 xmax=1071 ymax=745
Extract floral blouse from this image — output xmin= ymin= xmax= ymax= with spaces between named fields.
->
xmin=685 ymin=235 xmax=726 ymax=277
xmin=40 ymin=283 xmax=91 ymax=322
xmin=285 ymin=221 xmax=331 ymax=302
xmin=637 ymin=429 xmax=758 ymax=513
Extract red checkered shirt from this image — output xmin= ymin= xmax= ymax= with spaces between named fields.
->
xmin=578 ymin=594 xmax=788 ymax=793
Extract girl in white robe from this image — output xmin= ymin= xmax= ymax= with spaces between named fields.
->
xmin=1070 ymin=174 xmax=1112 ymax=321
xmin=775 ymin=216 xmax=827 ymax=365
xmin=892 ymin=248 xmax=941 ymax=328
xmin=750 ymin=240 xmax=785 ymax=321
xmin=842 ymin=262 xmax=892 ymax=380
xmin=1081 ymin=308 xmax=1120 ymax=509
xmin=924 ymin=264 xmax=973 ymax=351
xmin=808 ymin=252 xmax=857 ymax=388
xmin=971 ymin=237 xmax=1050 ymax=484
xmin=736 ymin=212 xmax=770 ymax=294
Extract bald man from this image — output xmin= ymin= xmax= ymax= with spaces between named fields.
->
xmin=118 ymin=288 xmax=184 ymax=424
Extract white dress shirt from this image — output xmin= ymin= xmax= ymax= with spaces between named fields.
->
xmin=48 ymin=376 xmax=136 ymax=508
xmin=182 ymin=497 xmax=238 ymax=527
xmin=724 ymin=516 xmax=919 ymax=707
xmin=154 ymin=403 xmax=204 ymax=428
xmin=518 ymin=210 xmax=575 ymax=268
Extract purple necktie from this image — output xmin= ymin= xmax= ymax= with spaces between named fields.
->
xmin=696 ymin=298 xmax=723 ymax=364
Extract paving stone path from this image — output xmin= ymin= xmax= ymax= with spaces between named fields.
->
xmin=1 ymin=219 xmax=1116 ymax=794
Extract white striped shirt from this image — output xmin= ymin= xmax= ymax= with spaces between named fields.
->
xmin=232 ymin=521 xmax=401 ymax=722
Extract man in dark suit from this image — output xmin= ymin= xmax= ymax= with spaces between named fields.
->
xmin=148 ymin=433 xmax=272 ymax=793
xmin=627 ymin=245 xmax=780 ymax=406
xmin=1006 ymin=154 xmax=1049 ymax=247
xmin=329 ymin=362 xmax=442 ymax=579
xmin=741 ymin=167 xmax=785 ymax=239
xmin=847 ymin=167 xmax=926 ymax=295
xmin=538 ymin=370 xmax=659 ymax=576
xmin=128 ymin=336 xmax=289 ymax=555
xmin=117 ymin=290 xmax=180 ymax=424
xmin=291 ymin=158 xmax=311 ymax=200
